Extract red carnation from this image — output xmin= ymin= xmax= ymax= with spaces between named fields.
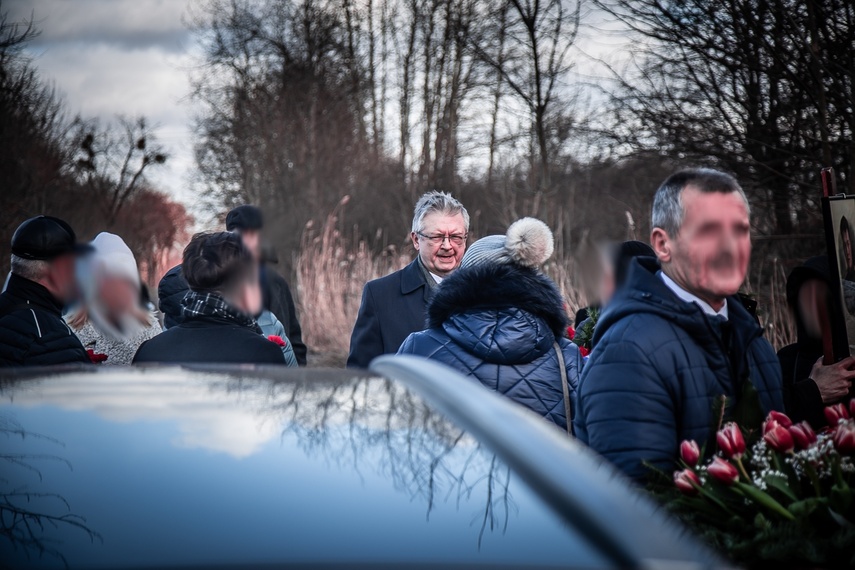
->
xmin=267 ymin=335 xmax=287 ymax=347
xmin=567 ymin=326 xmax=576 ymax=340
xmin=579 ymin=346 xmax=590 ymax=357
xmin=86 ymin=349 xmax=108 ymax=364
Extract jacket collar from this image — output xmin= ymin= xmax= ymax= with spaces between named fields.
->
xmin=597 ymin=257 xmax=762 ymax=349
xmin=427 ymin=262 xmax=568 ymax=339
xmin=401 ymin=258 xmax=430 ymax=295
xmin=3 ymin=273 xmax=64 ymax=315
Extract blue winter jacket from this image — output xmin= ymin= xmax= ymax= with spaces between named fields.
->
xmin=574 ymin=257 xmax=784 ymax=481
xmin=399 ymin=263 xmax=582 ymax=433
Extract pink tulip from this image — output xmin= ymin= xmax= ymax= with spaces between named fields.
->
xmin=824 ymin=403 xmax=850 ymax=426
xmin=680 ymin=440 xmax=700 ymax=467
xmin=764 ymin=423 xmax=795 ymax=453
xmin=833 ymin=422 xmax=855 ymax=455
xmin=674 ymin=469 xmax=701 ymax=495
xmin=707 ymin=456 xmax=739 ymax=485
xmin=789 ymin=421 xmax=817 ymax=451
xmin=716 ymin=422 xmax=746 ymax=459
xmin=766 ymin=410 xmax=793 ymax=429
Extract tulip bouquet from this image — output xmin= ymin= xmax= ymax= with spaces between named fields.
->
xmin=664 ymin=402 xmax=855 ymax=567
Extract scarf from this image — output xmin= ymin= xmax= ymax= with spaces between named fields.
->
xmin=417 ymin=256 xmax=441 ymax=291
xmin=180 ymin=291 xmax=261 ymax=334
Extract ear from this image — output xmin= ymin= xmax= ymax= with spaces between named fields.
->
xmin=650 ymin=228 xmax=672 ymax=264
xmin=410 ymin=231 xmax=420 ymax=251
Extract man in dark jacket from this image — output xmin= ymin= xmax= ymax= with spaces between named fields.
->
xmin=0 ymin=216 xmax=92 ymax=366
xmin=574 ymin=168 xmax=784 ymax=481
xmin=134 ymin=232 xmax=285 ymax=365
xmin=156 ymin=205 xmax=307 ymax=365
xmin=347 ymin=191 xmax=469 ymax=368
xmin=778 ymin=256 xmax=855 ymax=428
xmin=399 ymin=218 xmax=581 ymax=433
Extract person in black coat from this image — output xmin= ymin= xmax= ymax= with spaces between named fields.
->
xmin=0 ymin=216 xmax=92 ymax=367
xmin=156 ymin=205 xmax=307 ymax=365
xmin=778 ymin=256 xmax=855 ymax=428
xmin=134 ymin=232 xmax=285 ymax=365
xmin=347 ymin=191 xmax=470 ymax=368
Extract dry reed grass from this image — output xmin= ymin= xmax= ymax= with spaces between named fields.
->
xmin=296 ymin=197 xmax=410 ymax=366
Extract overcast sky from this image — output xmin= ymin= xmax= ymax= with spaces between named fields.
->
xmin=7 ymin=0 xmax=200 ymax=213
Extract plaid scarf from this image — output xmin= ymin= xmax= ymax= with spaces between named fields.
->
xmin=180 ymin=291 xmax=261 ymax=334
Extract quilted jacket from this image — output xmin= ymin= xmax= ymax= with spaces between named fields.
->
xmin=0 ymin=274 xmax=89 ymax=367
xmin=574 ymin=257 xmax=784 ymax=481
xmin=399 ymin=263 xmax=582 ymax=432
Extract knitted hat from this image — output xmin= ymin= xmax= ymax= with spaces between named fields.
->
xmin=460 ymin=218 xmax=554 ymax=270
xmin=89 ymin=232 xmax=141 ymax=286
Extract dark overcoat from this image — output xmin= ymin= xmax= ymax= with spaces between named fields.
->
xmin=347 ymin=258 xmax=431 ymax=368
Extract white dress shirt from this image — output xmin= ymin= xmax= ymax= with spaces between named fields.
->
xmin=659 ymin=272 xmax=729 ymax=320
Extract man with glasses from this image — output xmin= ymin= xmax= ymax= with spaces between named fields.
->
xmin=347 ymin=191 xmax=469 ymax=368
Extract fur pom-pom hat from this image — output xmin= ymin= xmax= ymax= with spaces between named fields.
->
xmin=460 ymin=217 xmax=554 ymax=270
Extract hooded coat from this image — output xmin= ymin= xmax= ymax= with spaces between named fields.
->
xmin=398 ymin=263 xmax=582 ymax=432
xmin=777 ymin=256 xmax=833 ymax=428
xmin=574 ymin=258 xmax=784 ymax=481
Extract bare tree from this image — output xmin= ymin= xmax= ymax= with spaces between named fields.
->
xmin=469 ymin=0 xmax=581 ymax=213
xmin=595 ymin=0 xmax=855 ymax=246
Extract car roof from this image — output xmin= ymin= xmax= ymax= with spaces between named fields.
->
xmin=0 ymin=361 xmax=722 ymax=569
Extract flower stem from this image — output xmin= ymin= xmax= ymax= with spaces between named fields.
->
xmin=735 ymin=482 xmax=796 ymax=520
xmin=735 ymin=456 xmax=752 ymax=483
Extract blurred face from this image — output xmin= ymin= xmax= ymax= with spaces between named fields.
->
xmin=598 ymin=259 xmax=616 ymax=306
xmin=651 ymin=187 xmax=751 ymax=311
xmin=231 ymin=272 xmax=263 ymax=317
xmin=798 ymin=278 xmax=827 ymax=339
xmin=240 ymin=229 xmax=261 ymax=260
xmin=45 ymin=254 xmax=79 ymax=304
xmin=95 ymin=275 xmax=139 ymax=328
xmin=411 ymin=212 xmax=467 ymax=277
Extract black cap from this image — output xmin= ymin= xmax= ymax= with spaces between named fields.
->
xmin=10 ymin=216 xmax=93 ymax=260
xmin=226 ymin=205 xmax=264 ymax=232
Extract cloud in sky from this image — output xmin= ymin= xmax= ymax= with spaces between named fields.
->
xmin=6 ymin=0 xmax=202 ymax=214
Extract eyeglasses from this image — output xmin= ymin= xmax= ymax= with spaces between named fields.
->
xmin=416 ymin=232 xmax=467 ymax=247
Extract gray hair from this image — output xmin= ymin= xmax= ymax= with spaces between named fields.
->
xmin=10 ymin=254 xmax=50 ymax=282
xmin=651 ymin=168 xmax=751 ymax=236
xmin=411 ymin=191 xmax=470 ymax=233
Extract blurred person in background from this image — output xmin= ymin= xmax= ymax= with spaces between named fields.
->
xmin=573 ymin=240 xmax=656 ymax=326
xmin=158 ymin=204 xmax=305 ymax=365
xmin=399 ymin=218 xmax=581 ymax=434
xmin=66 ymin=233 xmax=160 ymax=365
xmin=0 ymin=216 xmax=92 ymax=366
xmin=778 ymin=256 xmax=855 ymax=428
xmin=574 ymin=168 xmax=784 ymax=481
xmin=348 ymin=191 xmax=469 ymax=368
xmin=135 ymin=232 xmax=285 ymax=365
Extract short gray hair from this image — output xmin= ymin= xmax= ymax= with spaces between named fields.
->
xmin=10 ymin=254 xmax=50 ymax=282
xmin=651 ymin=168 xmax=750 ymax=236
xmin=412 ymin=191 xmax=470 ymax=233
